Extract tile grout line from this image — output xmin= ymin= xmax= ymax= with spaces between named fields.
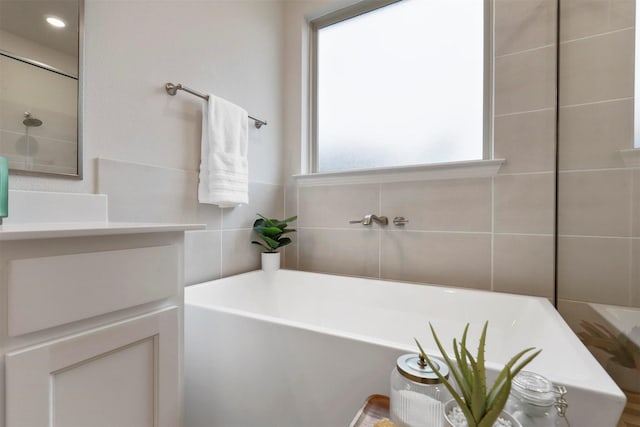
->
xmin=219 ymin=209 xmax=224 ymax=279
xmin=560 ymin=26 xmax=634 ymax=45
xmin=559 ymin=96 xmax=633 ymax=109
xmin=296 ymin=184 xmax=300 ymax=270
xmin=628 ymin=172 xmax=634 ymax=304
xmin=495 ymin=43 xmax=556 ymax=59
xmin=491 ymin=175 xmax=495 ymax=292
xmin=378 ymin=183 xmax=382 ymax=279
xmin=494 ymin=107 xmax=555 ymax=118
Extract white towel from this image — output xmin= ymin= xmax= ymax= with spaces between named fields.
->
xmin=198 ymin=94 xmax=249 ymax=207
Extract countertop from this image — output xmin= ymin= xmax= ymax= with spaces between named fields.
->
xmin=0 ymin=222 xmax=205 ymax=240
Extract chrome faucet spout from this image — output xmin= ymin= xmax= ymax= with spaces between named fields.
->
xmin=370 ymin=215 xmax=388 ymax=225
xmin=350 ymin=214 xmax=389 ymax=226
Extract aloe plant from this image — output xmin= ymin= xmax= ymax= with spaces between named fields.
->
xmin=415 ymin=322 xmax=541 ymax=427
xmin=578 ymin=321 xmax=640 ymax=370
xmin=252 ymin=214 xmax=297 ymax=253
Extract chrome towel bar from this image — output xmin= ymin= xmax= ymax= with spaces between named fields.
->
xmin=165 ymin=82 xmax=267 ymax=129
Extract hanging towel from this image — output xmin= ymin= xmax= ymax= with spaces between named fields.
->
xmin=198 ymin=94 xmax=249 ymax=207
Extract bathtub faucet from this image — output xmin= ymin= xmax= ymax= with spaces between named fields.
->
xmin=349 ymin=214 xmax=389 ymax=226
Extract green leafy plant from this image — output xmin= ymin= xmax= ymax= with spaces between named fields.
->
xmin=251 ymin=214 xmax=297 ymax=253
xmin=415 ymin=322 xmax=541 ymax=427
xmin=578 ymin=321 xmax=640 ymax=371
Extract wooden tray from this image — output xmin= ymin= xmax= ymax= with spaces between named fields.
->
xmin=349 ymin=394 xmax=391 ymax=427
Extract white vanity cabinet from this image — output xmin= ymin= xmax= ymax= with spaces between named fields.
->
xmin=0 ymin=224 xmax=200 ymax=427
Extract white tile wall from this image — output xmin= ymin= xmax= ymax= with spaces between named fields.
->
xmin=221 ymin=229 xmax=263 ymax=277
xmin=495 ymin=0 xmax=556 ymax=56
xmin=558 ymin=236 xmax=630 ymax=305
xmin=380 ymin=179 xmax=492 ymax=232
xmin=184 ymin=230 xmax=222 ymax=285
xmin=559 ymin=28 xmax=634 ymax=106
xmin=495 ymin=45 xmax=556 ymax=115
xmin=558 ymin=170 xmax=632 ymax=237
xmin=494 ymin=173 xmax=555 ymax=234
xmin=493 ymin=109 xmax=556 ymax=174
xmin=381 ymin=231 xmax=492 ymax=290
xmin=559 ymin=99 xmax=633 ymax=170
xmin=298 ymin=228 xmax=379 ymax=278
xmin=97 ymin=158 xmax=283 ymax=284
xmin=493 ymin=234 xmax=554 ymax=298
xmin=298 ymin=184 xmax=379 ymax=228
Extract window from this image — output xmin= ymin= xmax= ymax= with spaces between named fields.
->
xmin=310 ymin=0 xmax=489 ymax=173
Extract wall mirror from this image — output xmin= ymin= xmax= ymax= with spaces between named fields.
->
xmin=0 ymin=0 xmax=82 ymax=178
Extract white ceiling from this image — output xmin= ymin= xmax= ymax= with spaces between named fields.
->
xmin=0 ymin=0 xmax=79 ymax=57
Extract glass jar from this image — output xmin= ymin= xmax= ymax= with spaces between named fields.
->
xmin=505 ymin=371 xmax=565 ymax=427
xmin=390 ymin=353 xmax=451 ymax=427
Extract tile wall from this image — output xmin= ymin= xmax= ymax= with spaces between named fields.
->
xmin=284 ymin=0 xmax=558 ymax=300
xmin=97 ymin=158 xmax=283 ymax=285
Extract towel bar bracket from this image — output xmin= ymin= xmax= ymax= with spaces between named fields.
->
xmin=164 ymin=82 xmax=267 ymax=129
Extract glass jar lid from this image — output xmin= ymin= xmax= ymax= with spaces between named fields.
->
xmin=512 ymin=371 xmax=556 ymax=407
xmin=396 ymin=353 xmax=449 ymax=384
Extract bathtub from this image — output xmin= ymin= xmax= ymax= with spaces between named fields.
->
xmin=185 ymin=270 xmax=625 ymax=427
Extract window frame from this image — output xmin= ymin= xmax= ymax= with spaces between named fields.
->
xmin=308 ymin=0 xmax=493 ymax=174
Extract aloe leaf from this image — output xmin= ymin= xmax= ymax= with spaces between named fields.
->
xmin=284 ymin=215 xmax=298 ymax=222
xmin=454 ymin=339 xmax=473 ymax=397
xmin=510 ymin=348 xmax=542 ymax=379
xmin=416 ymin=338 xmax=475 ymax=425
xmin=463 ymin=345 xmax=485 ymax=420
xmin=487 ymin=347 xmax=540 ymax=405
xmin=428 ymin=323 xmax=472 ymax=401
xmin=257 ymin=214 xmax=276 ymax=227
xmin=477 ymin=322 xmax=488 ymax=397
xmin=479 ymin=372 xmax=512 ymax=427
xmin=279 ymin=229 xmax=297 ymax=234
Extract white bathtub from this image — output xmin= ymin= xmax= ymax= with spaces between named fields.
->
xmin=185 ymin=270 xmax=624 ymax=427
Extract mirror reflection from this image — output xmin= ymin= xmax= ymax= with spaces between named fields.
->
xmin=558 ymin=0 xmax=639 ymax=422
xmin=0 ymin=0 xmax=80 ymax=177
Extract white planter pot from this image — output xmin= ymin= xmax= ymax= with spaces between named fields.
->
xmin=261 ymin=252 xmax=281 ymax=272
xmin=444 ymin=400 xmax=521 ymax=427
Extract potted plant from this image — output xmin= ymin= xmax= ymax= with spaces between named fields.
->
xmin=415 ymin=322 xmax=541 ymax=427
xmin=252 ymin=214 xmax=297 ymax=271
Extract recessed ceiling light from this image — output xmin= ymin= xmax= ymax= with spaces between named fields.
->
xmin=46 ymin=16 xmax=66 ymax=28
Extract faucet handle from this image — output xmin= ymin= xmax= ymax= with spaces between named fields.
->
xmin=349 ymin=219 xmax=364 ymax=224
xmin=393 ymin=216 xmax=409 ymax=226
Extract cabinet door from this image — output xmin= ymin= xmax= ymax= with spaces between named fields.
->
xmin=5 ymin=306 xmax=180 ymax=427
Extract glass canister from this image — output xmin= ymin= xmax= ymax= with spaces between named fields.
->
xmin=505 ymin=371 xmax=567 ymax=427
xmin=390 ymin=353 xmax=451 ymax=427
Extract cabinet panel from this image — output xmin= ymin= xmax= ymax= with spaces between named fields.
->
xmin=5 ymin=307 xmax=180 ymax=427
xmin=53 ymin=337 xmax=156 ymax=427
xmin=8 ymin=245 xmax=178 ymax=336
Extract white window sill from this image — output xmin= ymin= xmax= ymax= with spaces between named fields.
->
xmin=620 ymin=148 xmax=640 ymax=168
xmin=293 ymin=159 xmax=505 ymax=187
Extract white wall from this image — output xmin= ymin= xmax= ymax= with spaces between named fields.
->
xmin=10 ymin=0 xmax=285 ymax=191
xmin=10 ymin=0 xmax=287 ymax=280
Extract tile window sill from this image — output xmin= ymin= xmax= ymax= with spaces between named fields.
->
xmin=293 ymin=159 xmax=505 ymax=187
xmin=620 ymin=148 xmax=640 ymax=168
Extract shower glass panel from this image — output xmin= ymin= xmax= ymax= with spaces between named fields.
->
xmin=557 ymin=0 xmax=640 ymax=421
